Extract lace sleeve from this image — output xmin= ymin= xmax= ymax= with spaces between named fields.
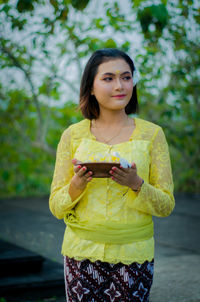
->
xmin=128 ymin=127 xmax=175 ymax=217
xmin=49 ymin=127 xmax=85 ymax=219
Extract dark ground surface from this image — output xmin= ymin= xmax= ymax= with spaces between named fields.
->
xmin=0 ymin=193 xmax=200 ymax=302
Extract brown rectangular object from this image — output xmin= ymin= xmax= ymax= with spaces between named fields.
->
xmin=79 ymin=162 xmax=120 ymax=178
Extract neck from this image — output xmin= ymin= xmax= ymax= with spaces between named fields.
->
xmin=96 ymin=110 xmax=129 ymax=127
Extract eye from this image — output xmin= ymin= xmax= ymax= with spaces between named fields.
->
xmin=103 ymin=77 xmax=113 ymax=82
xmin=122 ymin=76 xmax=132 ymax=81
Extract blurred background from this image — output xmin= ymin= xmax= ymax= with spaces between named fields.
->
xmin=0 ymin=1 xmax=200 ymax=301
xmin=1 ymin=0 xmax=199 ymax=198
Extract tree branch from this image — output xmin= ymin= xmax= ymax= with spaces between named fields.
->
xmin=56 ymin=75 xmax=79 ymax=94
xmin=0 ymin=39 xmax=43 ymax=140
xmin=13 ymin=120 xmax=56 ymax=156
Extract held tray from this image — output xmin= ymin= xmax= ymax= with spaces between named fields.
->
xmin=79 ymin=162 xmax=120 ymax=178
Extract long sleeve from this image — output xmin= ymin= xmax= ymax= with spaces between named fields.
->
xmin=49 ymin=127 xmax=85 ymax=219
xmin=50 ymin=118 xmax=174 ymax=265
xmin=128 ymin=127 xmax=175 ymax=217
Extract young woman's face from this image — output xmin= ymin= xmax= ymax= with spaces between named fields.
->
xmin=91 ymin=58 xmax=133 ymax=113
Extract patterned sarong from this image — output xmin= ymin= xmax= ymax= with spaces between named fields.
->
xmin=64 ymin=256 xmax=154 ymax=302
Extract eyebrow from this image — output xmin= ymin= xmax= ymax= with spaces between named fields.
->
xmin=101 ymin=71 xmax=132 ymax=76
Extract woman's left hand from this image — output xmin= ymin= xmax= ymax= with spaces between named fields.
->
xmin=109 ymin=162 xmax=143 ymax=191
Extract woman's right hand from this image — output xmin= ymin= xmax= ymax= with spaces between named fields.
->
xmin=70 ymin=158 xmax=93 ymax=192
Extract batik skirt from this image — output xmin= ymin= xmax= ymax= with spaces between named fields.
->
xmin=64 ymin=256 xmax=154 ymax=302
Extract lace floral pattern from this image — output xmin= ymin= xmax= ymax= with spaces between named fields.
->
xmin=49 ymin=118 xmax=175 ymax=264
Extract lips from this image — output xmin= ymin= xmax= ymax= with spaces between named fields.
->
xmin=112 ymin=94 xmax=126 ymax=98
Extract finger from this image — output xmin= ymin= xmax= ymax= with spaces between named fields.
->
xmin=86 ymin=176 xmax=93 ymax=182
xmin=72 ymin=158 xmax=77 ymax=165
xmin=111 ymin=176 xmax=124 ymax=185
xmin=111 ymin=173 xmax=124 ymax=182
xmin=110 ymin=167 xmax=126 ymax=177
xmin=72 ymin=158 xmax=82 ymax=165
xmin=74 ymin=164 xmax=82 ymax=174
xmin=85 ymin=171 xmax=93 ymax=178
xmin=119 ymin=166 xmax=129 ymax=173
xmin=131 ymin=162 xmax=136 ymax=169
xmin=81 ymin=171 xmax=93 ymax=182
xmin=77 ymin=166 xmax=88 ymax=177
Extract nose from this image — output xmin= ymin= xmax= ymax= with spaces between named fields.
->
xmin=115 ymin=78 xmax=123 ymax=90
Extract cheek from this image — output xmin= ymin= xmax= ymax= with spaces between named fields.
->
xmin=124 ymin=83 xmax=133 ymax=99
xmin=126 ymin=82 xmax=133 ymax=93
xmin=94 ymin=83 xmax=111 ymax=96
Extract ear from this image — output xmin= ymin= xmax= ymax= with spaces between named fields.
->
xmin=91 ymin=89 xmax=94 ymax=96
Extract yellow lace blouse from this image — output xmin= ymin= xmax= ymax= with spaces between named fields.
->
xmin=49 ymin=117 xmax=175 ymax=264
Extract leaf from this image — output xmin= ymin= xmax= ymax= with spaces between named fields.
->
xmin=2 ymin=171 xmax=10 ymax=181
xmin=15 ymin=182 xmax=24 ymax=193
xmin=94 ymin=18 xmax=106 ymax=31
xmin=16 ymin=0 xmax=35 ymax=13
xmin=161 ymin=0 xmax=168 ymax=6
xmin=121 ymin=41 xmax=131 ymax=52
xmin=105 ymin=38 xmax=117 ymax=48
xmin=150 ymin=4 xmax=168 ymax=26
xmin=57 ymin=7 xmax=69 ymax=21
xmin=49 ymin=0 xmax=59 ymax=11
xmin=0 ymin=3 xmax=10 ymax=13
xmin=130 ymin=0 xmax=144 ymax=8
xmin=137 ymin=4 xmax=168 ymax=36
xmin=71 ymin=0 xmax=90 ymax=11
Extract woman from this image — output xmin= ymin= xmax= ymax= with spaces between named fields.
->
xmin=49 ymin=48 xmax=175 ymax=302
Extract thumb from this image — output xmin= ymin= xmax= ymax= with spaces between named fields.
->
xmin=72 ymin=158 xmax=82 ymax=166
xmin=131 ymin=162 xmax=136 ymax=169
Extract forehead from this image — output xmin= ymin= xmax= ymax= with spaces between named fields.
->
xmin=97 ymin=58 xmax=131 ymax=75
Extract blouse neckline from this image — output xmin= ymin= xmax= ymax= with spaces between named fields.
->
xmin=87 ymin=117 xmax=139 ymax=147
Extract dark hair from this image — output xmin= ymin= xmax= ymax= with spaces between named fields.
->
xmin=79 ymin=48 xmax=139 ymax=120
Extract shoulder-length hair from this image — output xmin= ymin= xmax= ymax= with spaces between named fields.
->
xmin=79 ymin=48 xmax=139 ymax=120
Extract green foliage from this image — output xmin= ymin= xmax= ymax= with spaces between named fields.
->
xmin=137 ymin=4 xmax=168 ymax=39
xmin=16 ymin=0 xmax=38 ymax=13
xmin=133 ymin=0 xmax=200 ymax=192
xmin=0 ymin=91 xmax=82 ymax=196
xmin=71 ymin=0 xmax=90 ymax=11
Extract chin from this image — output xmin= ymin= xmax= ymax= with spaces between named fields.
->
xmin=111 ymin=105 xmax=127 ymax=111
xmin=112 ymin=101 xmax=129 ymax=109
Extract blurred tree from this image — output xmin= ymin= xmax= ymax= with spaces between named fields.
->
xmin=0 ymin=0 xmax=135 ymax=196
xmin=0 ymin=0 xmax=199 ymax=195
xmin=133 ymin=0 xmax=200 ymax=192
